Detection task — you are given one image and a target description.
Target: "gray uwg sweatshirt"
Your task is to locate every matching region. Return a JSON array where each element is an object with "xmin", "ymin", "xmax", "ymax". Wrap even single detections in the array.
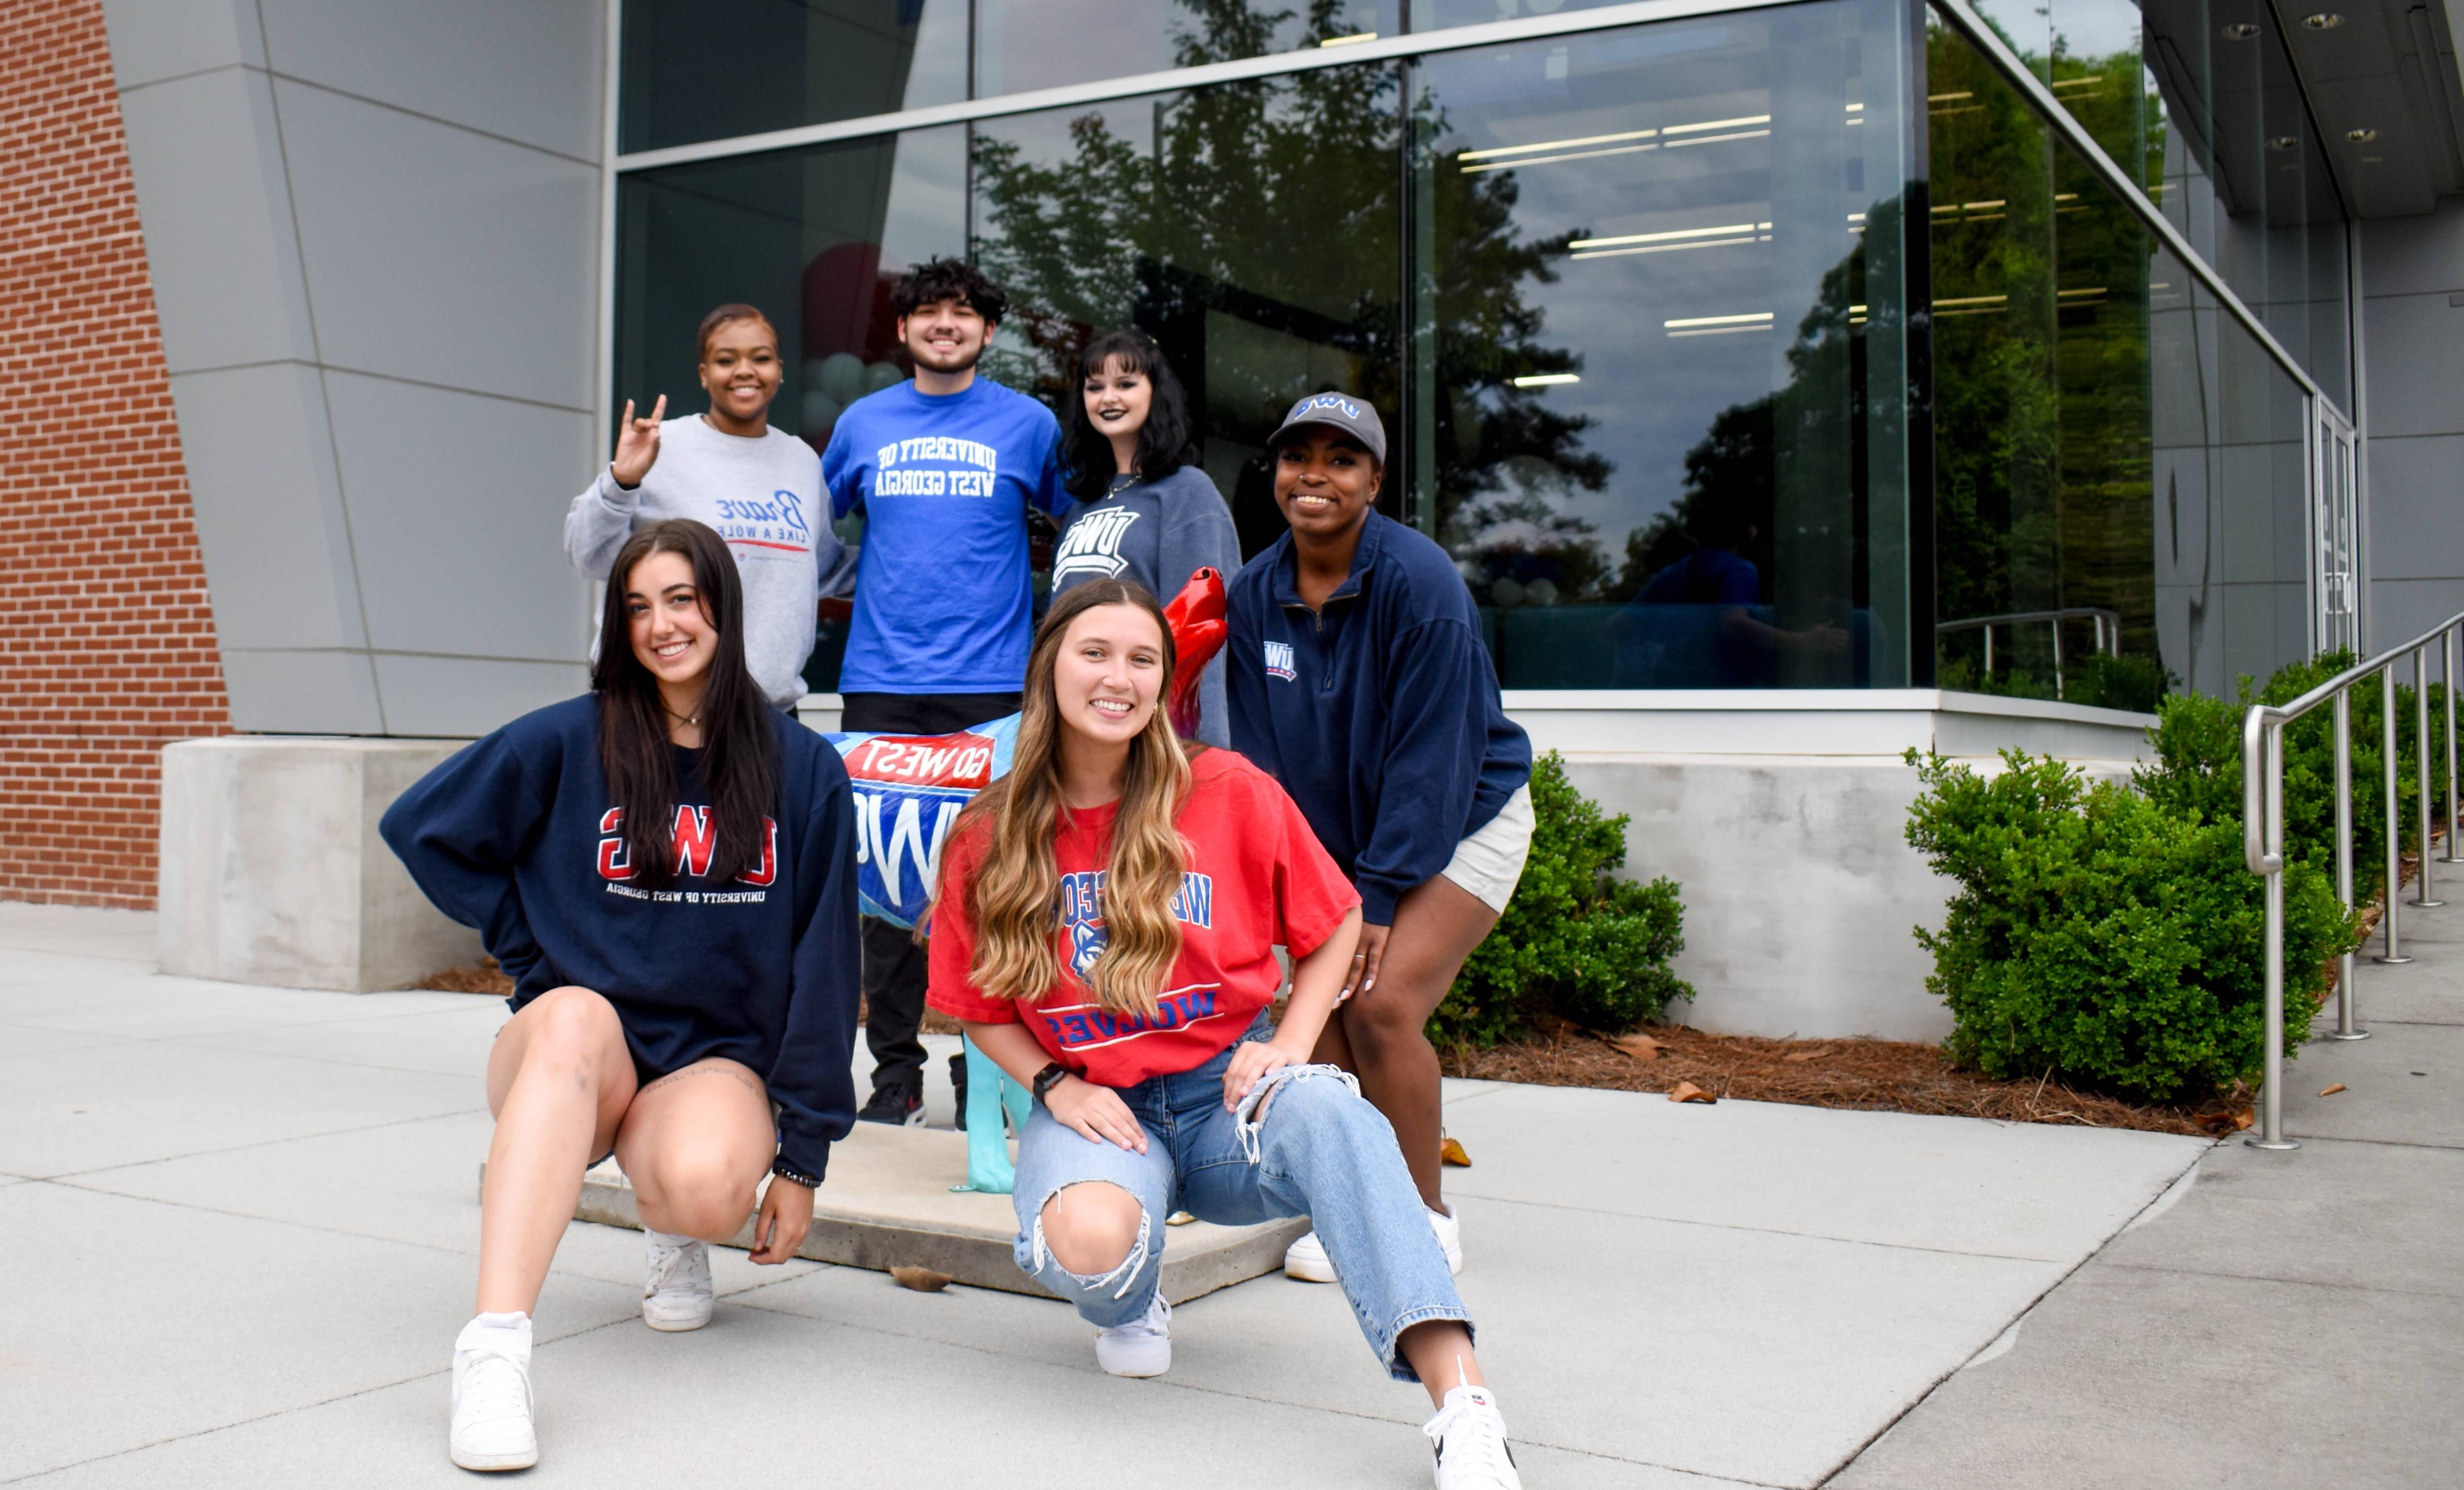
[
  {"xmin": 1051, "ymin": 464, "xmax": 1243, "ymax": 747},
  {"xmin": 564, "ymin": 416, "xmax": 844, "ymax": 707}
]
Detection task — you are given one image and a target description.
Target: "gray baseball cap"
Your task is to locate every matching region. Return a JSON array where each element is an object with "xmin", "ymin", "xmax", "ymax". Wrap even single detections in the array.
[{"xmin": 1266, "ymin": 390, "xmax": 1387, "ymax": 465}]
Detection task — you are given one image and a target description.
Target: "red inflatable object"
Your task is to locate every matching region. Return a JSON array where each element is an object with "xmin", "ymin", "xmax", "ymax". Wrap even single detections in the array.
[{"xmin": 1164, "ymin": 567, "xmax": 1228, "ymax": 739}]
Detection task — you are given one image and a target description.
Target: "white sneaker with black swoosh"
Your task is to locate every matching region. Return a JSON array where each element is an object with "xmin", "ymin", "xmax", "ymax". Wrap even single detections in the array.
[{"xmin": 1424, "ymin": 1385, "xmax": 1522, "ymax": 1490}]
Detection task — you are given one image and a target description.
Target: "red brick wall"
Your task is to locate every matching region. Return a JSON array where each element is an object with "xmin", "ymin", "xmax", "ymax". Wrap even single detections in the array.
[{"xmin": 0, "ymin": 0, "xmax": 229, "ymax": 908}]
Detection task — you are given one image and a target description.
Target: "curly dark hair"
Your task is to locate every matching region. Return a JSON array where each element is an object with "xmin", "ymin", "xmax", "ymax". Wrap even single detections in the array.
[
  {"xmin": 890, "ymin": 257, "xmax": 1009, "ymax": 324},
  {"xmin": 1062, "ymin": 329, "xmax": 1200, "ymax": 501}
]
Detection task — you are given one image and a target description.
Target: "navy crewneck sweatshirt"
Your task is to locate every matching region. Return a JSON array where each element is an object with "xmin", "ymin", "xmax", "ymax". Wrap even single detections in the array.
[
  {"xmin": 1226, "ymin": 513, "xmax": 1532, "ymax": 925},
  {"xmin": 379, "ymin": 695, "xmax": 860, "ymax": 1181}
]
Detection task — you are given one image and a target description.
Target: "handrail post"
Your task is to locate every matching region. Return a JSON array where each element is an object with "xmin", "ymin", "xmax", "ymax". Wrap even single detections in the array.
[
  {"xmin": 2051, "ymin": 616, "xmax": 2066, "ymax": 700},
  {"xmin": 2443, "ymin": 624, "xmax": 2460, "ymax": 865},
  {"xmin": 1983, "ymin": 624, "xmax": 1993, "ymax": 678},
  {"xmin": 2414, "ymin": 646, "xmax": 2442, "ymax": 907},
  {"xmin": 2249, "ymin": 718, "xmax": 2299, "ymax": 1150},
  {"xmin": 2378, "ymin": 664, "xmax": 2412, "ymax": 963},
  {"xmin": 2329, "ymin": 689, "xmax": 2367, "ymax": 1040}
]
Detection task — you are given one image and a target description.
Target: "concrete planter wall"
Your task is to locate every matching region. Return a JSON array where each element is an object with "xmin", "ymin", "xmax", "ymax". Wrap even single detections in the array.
[
  {"xmin": 158, "ymin": 737, "xmax": 480, "ymax": 992},
  {"xmin": 1506, "ymin": 691, "xmax": 2156, "ymax": 1042},
  {"xmin": 155, "ymin": 692, "xmax": 2150, "ymax": 1023}
]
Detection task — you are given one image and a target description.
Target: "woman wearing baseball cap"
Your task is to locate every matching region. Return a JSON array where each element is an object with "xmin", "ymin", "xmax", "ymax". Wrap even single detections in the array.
[{"xmin": 1223, "ymin": 392, "xmax": 1534, "ymax": 1284}]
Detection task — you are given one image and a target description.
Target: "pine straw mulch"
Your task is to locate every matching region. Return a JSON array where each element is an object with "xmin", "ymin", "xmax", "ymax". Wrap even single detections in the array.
[
  {"xmin": 1439, "ymin": 1015, "xmax": 2259, "ymax": 1138},
  {"xmin": 417, "ymin": 959, "xmax": 515, "ymax": 995}
]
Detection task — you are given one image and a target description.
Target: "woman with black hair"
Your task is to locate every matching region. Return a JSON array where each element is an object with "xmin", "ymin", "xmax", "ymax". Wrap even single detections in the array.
[
  {"xmin": 1050, "ymin": 329, "xmax": 1241, "ymax": 746},
  {"xmin": 381, "ymin": 519, "xmax": 859, "ymax": 1473}
]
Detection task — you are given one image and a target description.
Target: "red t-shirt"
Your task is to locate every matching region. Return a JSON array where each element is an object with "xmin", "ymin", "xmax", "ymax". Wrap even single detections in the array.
[{"xmin": 927, "ymin": 748, "xmax": 1359, "ymax": 1087}]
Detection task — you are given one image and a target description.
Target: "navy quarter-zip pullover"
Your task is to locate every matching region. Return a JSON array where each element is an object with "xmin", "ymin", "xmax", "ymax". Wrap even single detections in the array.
[
  {"xmin": 1226, "ymin": 512, "xmax": 1532, "ymax": 925},
  {"xmin": 379, "ymin": 696, "xmax": 861, "ymax": 1182}
]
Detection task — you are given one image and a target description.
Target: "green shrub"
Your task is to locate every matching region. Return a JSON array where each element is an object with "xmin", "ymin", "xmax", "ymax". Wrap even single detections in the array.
[
  {"xmin": 1905, "ymin": 749, "xmax": 2355, "ymax": 1103},
  {"xmin": 1430, "ymin": 752, "xmax": 1692, "ymax": 1048},
  {"xmin": 2135, "ymin": 650, "xmax": 2448, "ymax": 907}
]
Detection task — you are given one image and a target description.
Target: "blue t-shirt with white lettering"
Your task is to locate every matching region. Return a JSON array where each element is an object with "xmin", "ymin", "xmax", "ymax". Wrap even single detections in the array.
[{"xmin": 822, "ymin": 378, "xmax": 1068, "ymax": 694}]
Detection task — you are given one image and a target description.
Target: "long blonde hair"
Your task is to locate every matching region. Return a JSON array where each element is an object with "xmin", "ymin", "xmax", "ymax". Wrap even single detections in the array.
[{"xmin": 949, "ymin": 580, "xmax": 1194, "ymax": 1017}]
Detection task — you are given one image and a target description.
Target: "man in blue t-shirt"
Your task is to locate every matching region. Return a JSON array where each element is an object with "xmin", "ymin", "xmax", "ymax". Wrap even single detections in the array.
[{"xmin": 821, "ymin": 257, "xmax": 1067, "ymax": 1124}]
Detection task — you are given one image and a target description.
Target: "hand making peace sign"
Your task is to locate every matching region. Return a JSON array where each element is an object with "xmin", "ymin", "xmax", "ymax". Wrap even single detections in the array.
[{"xmin": 609, "ymin": 394, "xmax": 667, "ymax": 488}]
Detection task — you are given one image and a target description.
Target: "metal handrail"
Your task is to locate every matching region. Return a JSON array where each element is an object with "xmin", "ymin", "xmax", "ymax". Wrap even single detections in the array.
[
  {"xmin": 1936, "ymin": 607, "xmax": 2123, "ymax": 699},
  {"xmin": 2242, "ymin": 612, "xmax": 2464, "ymax": 1149}
]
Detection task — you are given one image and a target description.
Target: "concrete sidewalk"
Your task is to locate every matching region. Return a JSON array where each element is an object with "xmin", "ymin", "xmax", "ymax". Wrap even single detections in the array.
[
  {"xmin": 1831, "ymin": 895, "xmax": 2464, "ymax": 1489},
  {"xmin": 0, "ymin": 903, "xmax": 2215, "ymax": 1488}
]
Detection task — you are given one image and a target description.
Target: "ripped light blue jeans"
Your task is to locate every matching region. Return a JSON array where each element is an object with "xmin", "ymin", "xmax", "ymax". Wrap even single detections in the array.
[{"xmin": 1010, "ymin": 1020, "xmax": 1471, "ymax": 1382}]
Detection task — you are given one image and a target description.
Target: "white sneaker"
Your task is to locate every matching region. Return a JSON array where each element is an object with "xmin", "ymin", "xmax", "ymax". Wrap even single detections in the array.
[
  {"xmin": 1428, "ymin": 1203, "xmax": 1465, "ymax": 1276},
  {"xmin": 1283, "ymin": 1228, "xmax": 1337, "ymax": 1282},
  {"xmin": 1286, "ymin": 1205, "xmax": 1463, "ymax": 1284},
  {"xmin": 1094, "ymin": 1291, "xmax": 1171, "ymax": 1378},
  {"xmin": 642, "ymin": 1228, "xmax": 714, "ymax": 1332},
  {"xmin": 1424, "ymin": 1385, "xmax": 1522, "ymax": 1489},
  {"xmin": 449, "ymin": 1313, "xmax": 537, "ymax": 1472}
]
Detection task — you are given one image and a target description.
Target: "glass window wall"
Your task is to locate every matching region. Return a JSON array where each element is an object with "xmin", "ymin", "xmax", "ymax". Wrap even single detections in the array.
[
  {"xmin": 977, "ymin": 1, "xmax": 1401, "ymax": 96},
  {"xmin": 1414, "ymin": 2, "xmax": 1916, "ymax": 689},
  {"xmin": 619, "ymin": 1, "xmax": 970, "ymax": 153},
  {"xmin": 1927, "ymin": 10, "xmax": 2312, "ymax": 706},
  {"xmin": 613, "ymin": 0, "xmax": 2340, "ymax": 702},
  {"xmin": 1963, "ymin": 0, "xmax": 2350, "ymax": 407}
]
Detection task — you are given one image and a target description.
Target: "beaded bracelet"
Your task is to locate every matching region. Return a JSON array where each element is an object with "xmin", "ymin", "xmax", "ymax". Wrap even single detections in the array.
[{"xmin": 769, "ymin": 1159, "xmax": 823, "ymax": 1188}]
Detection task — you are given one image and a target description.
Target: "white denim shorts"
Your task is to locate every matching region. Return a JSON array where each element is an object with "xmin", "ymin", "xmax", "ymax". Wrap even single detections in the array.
[{"xmin": 1438, "ymin": 783, "xmax": 1534, "ymax": 913}]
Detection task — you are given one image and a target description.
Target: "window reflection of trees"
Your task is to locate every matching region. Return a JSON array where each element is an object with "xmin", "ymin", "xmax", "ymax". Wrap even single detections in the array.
[
  {"xmin": 969, "ymin": 0, "xmax": 1600, "ymax": 567},
  {"xmin": 1925, "ymin": 15, "xmax": 2166, "ymax": 710}
]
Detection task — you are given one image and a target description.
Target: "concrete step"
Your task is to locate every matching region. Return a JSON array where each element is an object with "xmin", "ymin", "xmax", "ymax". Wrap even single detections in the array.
[{"xmin": 541, "ymin": 1121, "xmax": 1309, "ymax": 1303}]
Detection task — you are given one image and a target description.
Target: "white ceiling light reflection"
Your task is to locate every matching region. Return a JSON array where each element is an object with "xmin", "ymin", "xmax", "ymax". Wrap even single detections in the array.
[
  {"xmin": 1664, "ymin": 311, "xmax": 1775, "ymax": 338},
  {"xmin": 1460, "ymin": 114, "xmax": 1772, "ymax": 172},
  {"xmin": 1509, "ymin": 373, "xmax": 1581, "ymax": 387},
  {"xmin": 1571, "ymin": 221, "xmax": 1772, "ymax": 260}
]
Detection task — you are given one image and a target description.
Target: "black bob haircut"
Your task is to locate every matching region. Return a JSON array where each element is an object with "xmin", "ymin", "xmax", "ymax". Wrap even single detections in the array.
[
  {"xmin": 890, "ymin": 257, "xmax": 1009, "ymax": 324},
  {"xmin": 1062, "ymin": 329, "xmax": 1200, "ymax": 502}
]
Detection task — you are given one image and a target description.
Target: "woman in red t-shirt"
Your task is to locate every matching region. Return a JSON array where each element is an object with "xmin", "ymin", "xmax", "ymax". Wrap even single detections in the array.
[{"xmin": 927, "ymin": 579, "xmax": 1524, "ymax": 1489}]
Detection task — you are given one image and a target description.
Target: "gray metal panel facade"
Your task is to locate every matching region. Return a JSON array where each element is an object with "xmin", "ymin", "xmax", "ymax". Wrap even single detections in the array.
[
  {"xmin": 2361, "ymin": 197, "xmax": 2464, "ymax": 646},
  {"xmin": 101, "ymin": 0, "xmax": 603, "ymax": 736}
]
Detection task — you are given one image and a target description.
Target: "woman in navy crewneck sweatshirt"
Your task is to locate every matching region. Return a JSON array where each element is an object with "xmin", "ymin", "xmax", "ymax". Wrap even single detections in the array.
[
  {"xmin": 380, "ymin": 519, "xmax": 858, "ymax": 1474},
  {"xmin": 1225, "ymin": 393, "xmax": 1534, "ymax": 1289}
]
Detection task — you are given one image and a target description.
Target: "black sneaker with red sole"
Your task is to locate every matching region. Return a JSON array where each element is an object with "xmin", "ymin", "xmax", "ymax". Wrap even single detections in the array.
[{"xmin": 856, "ymin": 1080, "xmax": 924, "ymax": 1126}]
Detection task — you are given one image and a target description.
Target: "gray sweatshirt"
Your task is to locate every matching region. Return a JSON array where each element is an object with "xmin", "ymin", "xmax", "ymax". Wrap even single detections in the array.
[
  {"xmin": 1051, "ymin": 464, "xmax": 1244, "ymax": 747},
  {"xmin": 564, "ymin": 416, "xmax": 845, "ymax": 707}
]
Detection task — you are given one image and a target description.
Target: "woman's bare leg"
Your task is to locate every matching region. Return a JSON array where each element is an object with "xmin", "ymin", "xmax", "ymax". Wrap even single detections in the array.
[
  {"xmin": 614, "ymin": 1058, "xmax": 775, "ymax": 1242},
  {"xmin": 477, "ymin": 986, "xmax": 637, "ymax": 1315},
  {"xmin": 1311, "ymin": 875, "xmax": 1500, "ymax": 1211},
  {"xmin": 1399, "ymin": 1320, "xmax": 1487, "ymax": 1407}
]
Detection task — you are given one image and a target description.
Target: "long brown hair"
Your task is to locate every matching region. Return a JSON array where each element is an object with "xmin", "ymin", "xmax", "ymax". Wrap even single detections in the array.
[
  {"xmin": 592, "ymin": 520, "xmax": 778, "ymax": 886},
  {"xmin": 952, "ymin": 579, "xmax": 1194, "ymax": 1016}
]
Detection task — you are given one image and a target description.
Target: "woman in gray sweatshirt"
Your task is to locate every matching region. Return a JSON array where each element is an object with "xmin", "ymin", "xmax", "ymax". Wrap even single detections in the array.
[
  {"xmin": 1050, "ymin": 329, "xmax": 1243, "ymax": 745},
  {"xmin": 564, "ymin": 304, "xmax": 847, "ymax": 709}
]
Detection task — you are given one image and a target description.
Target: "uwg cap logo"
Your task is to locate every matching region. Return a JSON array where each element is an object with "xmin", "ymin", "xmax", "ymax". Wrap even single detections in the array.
[
  {"xmin": 1290, "ymin": 393, "xmax": 1360, "ymax": 420},
  {"xmin": 596, "ymin": 806, "xmax": 778, "ymax": 886},
  {"xmin": 1264, "ymin": 640, "xmax": 1297, "ymax": 682}
]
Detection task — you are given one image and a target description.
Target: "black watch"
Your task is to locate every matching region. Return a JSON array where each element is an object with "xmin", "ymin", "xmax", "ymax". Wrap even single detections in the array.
[{"xmin": 1031, "ymin": 1061, "xmax": 1071, "ymax": 1105}]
